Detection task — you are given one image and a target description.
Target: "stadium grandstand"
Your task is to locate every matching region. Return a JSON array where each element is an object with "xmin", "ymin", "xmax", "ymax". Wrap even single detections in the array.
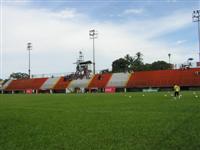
[
  {"xmin": 1, "ymin": 49, "xmax": 200, "ymax": 94},
  {"xmin": 1, "ymin": 67, "xmax": 200, "ymax": 94}
]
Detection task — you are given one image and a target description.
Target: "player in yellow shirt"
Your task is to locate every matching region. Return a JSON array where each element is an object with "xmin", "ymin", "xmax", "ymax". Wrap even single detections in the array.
[{"xmin": 174, "ymin": 85, "xmax": 180, "ymax": 99}]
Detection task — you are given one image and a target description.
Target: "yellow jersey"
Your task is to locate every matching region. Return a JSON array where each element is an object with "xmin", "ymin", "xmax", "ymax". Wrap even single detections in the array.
[{"xmin": 174, "ymin": 85, "xmax": 180, "ymax": 92}]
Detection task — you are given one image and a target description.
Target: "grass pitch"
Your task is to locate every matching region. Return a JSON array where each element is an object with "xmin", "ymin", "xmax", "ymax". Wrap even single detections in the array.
[{"xmin": 0, "ymin": 92, "xmax": 200, "ymax": 150}]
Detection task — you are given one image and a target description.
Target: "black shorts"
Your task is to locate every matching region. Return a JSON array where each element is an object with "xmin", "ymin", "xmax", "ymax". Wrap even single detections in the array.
[{"xmin": 174, "ymin": 91, "xmax": 179, "ymax": 97}]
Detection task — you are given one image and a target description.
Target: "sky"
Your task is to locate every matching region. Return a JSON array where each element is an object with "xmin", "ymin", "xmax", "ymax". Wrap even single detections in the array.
[{"xmin": 0, "ymin": 0, "xmax": 200, "ymax": 79}]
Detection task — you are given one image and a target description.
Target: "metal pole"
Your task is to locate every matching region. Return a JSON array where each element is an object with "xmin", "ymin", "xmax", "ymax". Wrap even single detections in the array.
[
  {"xmin": 89, "ymin": 29, "xmax": 97, "ymax": 75},
  {"xmin": 27, "ymin": 42, "xmax": 32, "ymax": 78},
  {"xmin": 93, "ymin": 37, "xmax": 95, "ymax": 75},
  {"xmin": 198, "ymin": 20, "xmax": 200, "ymax": 62},
  {"xmin": 193, "ymin": 10, "xmax": 200, "ymax": 63},
  {"xmin": 29, "ymin": 49, "xmax": 30, "ymax": 78},
  {"xmin": 168, "ymin": 53, "xmax": 171, "ymax": 64}
]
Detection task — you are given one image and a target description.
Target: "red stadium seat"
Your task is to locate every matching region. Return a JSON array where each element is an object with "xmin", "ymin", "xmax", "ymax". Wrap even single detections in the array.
[
  {"xmin": 126, "ymin": 68, "xmax": 200, "ymax": 88},
  {"xmin": 5, "ymin": 78, "xmax": 48, "ymax": 91},
  {"xmin": 53, "ymin": 77, "xmax": 72, "ymax": 90},
  {"xmin": 88, "ymin": 73, "xmax": 112, "ymax": 88}
]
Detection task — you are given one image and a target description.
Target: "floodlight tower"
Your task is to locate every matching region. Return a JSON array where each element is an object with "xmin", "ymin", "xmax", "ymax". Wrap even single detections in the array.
[
  {"xmin": 89, "ymin": 29, "xmax": 98, "ymax": 75},
  {"xmin": 27, "ymin": 42, "xmax": 32, "ymax": 78},
  {"xmin": 192, "ymin": 10, "xmax": 200, "ymax": 62},
  {"xmin": 187, "ymin": 58, "xmax": 194, "ymax": 67}
]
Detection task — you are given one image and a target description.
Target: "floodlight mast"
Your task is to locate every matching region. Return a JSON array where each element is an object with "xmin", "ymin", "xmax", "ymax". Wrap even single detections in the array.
[
  {"xmin": 192, "ymin": 10, "xmax": 200, "ymax": 62},
  {"xmin": 89, "ymin": 29, "xmax": 98, "ymax": 75},
  {"xmin": 27, "ymin": 42, "xmax": 32, "ymax": 78}
]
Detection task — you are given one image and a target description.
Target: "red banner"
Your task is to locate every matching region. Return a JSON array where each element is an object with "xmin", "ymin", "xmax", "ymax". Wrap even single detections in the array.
[
  {"xmin": 105, "ymin": 87, "xmax": 116, "ymax": 93},
  {"xmin": 26, "ymin": 89, "xmax": 33, "ymax": 94}
]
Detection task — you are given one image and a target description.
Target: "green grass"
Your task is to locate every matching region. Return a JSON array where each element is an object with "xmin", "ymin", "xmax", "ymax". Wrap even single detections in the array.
[{"xmin": 0, "ymin": 92, "xmax": 200, "ymax": 150}]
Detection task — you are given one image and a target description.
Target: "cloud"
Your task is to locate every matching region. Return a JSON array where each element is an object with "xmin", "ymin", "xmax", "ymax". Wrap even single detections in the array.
[
  {"xmin": 167, "ymin": 0, "xmax": 177, "ymax": 2},
  {"xmin": 122, "ymin": 10, "xmax": 192, "ymax": 39},
  {"xmin": 175, "ymin": 40, "xmax": 187, "ymax": 45},
  {"xmin": 2, "ymin": 0, "xmax": 31, "ymax": 6},
  {"xmin": 49, "ymin": 9, "xmax": 82, "ymax": 19},
  {"xmin": 122, "ymin": 8, "xmax": 144, "ymax": 15},
  {"xmin": 1, "ymin": 6, "xmax": 195, "ymax": 78}
]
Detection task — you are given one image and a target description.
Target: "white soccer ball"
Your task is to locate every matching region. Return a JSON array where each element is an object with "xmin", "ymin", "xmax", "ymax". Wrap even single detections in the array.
[
  {"xmin": 142, "ymin": 94, "xmax": 145, "ymax": 96},
  {"xmin": 129, "ymin": 96, "xmax": 132, "ymax": 98},
  {"xmin": 195, "ymin": 95, "xmax": 198, "ymax": 98},
  {"xmin": 164, "ymin": 94, "xmax": 167, "ymax": 97}
]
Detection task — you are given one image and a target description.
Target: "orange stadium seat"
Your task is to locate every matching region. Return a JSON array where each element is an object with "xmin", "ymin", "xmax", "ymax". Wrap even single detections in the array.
[
  {"xmin": 126, "ymin": 68, "xmax": 200, "ymax": 88},
  {"xmin": 53, "ymin": 77, "xmax": 72, "ymax": 90},
  {"xmin": 88, "ymin": 73, "xmax": 112, "ymax": 88},
  {"xmin": 5, "ymin": 78, "xmax": 48, "ymax": 91}
]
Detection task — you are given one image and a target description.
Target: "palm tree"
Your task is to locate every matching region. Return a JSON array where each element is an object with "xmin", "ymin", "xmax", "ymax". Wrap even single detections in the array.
[{"xmin": 135, "ymin": 52, "xmax": 143, "ymax": 61}]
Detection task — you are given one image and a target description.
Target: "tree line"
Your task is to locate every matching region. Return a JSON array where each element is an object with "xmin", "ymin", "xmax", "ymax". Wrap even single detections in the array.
[{"xmin": 112, "ymin": 52, "xmax": 172, "ymax": 73}]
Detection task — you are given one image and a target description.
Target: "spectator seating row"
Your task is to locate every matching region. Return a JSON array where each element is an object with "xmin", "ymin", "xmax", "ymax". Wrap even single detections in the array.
[
  {"xmin": 126, "ymin": 68, "xmax": 200, "ymax": 88},
  {"xmin": 53, "ymin": 77, "xmax": 71, "ymax": 90},
  {"xmin": 40, "ymin": 77, "xmax": 60, "ymax": 90},
  {"xmin": 88, "ymin": 73, "xmax": 112, "ymax": 88},
  {"xmin": 3, "ymin": 68, "xmax": 200, "ymax": 92},
  {"xmin": 107, "ymin": 73, "xmax": 130, "ymax": 88},
  {"xmin": 5, "ymin": 78, "xmax": 48, "ymax": 91}
]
